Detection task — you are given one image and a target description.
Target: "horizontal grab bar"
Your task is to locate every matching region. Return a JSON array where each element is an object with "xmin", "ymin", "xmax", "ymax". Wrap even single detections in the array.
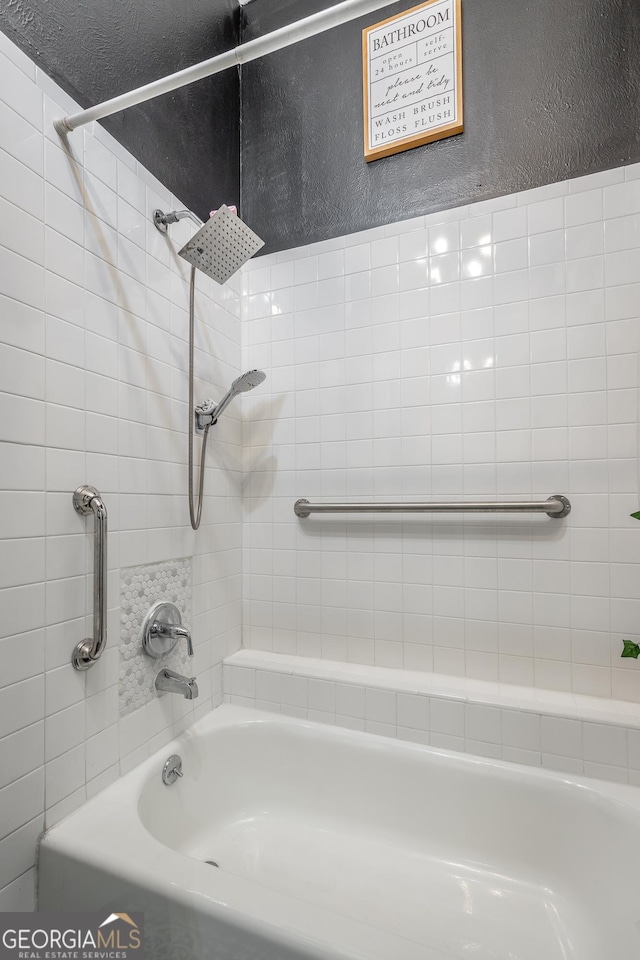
[{"xmin": 294, "ymin": 496, "xmax": 571, "ymax": 520}]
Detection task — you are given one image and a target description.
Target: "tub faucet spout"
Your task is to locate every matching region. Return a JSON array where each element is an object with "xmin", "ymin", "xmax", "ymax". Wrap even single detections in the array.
[{"xmin": 155, "ymin": 668, "xmax": 199, "ymax": 700}]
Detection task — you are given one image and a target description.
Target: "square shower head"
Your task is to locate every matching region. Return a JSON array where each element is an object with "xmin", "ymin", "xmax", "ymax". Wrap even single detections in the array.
[{"xmin": 178, "ymin": 204, "xmax": 265, "ymax": 285}]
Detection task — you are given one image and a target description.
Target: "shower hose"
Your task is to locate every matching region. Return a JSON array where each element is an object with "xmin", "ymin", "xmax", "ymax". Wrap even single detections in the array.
[{"xmin": 188, "ymin": 265, "xmax": 210, "ymax": 530}]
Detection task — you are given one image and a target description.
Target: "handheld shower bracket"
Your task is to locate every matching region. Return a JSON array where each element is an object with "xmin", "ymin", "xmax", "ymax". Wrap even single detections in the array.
[
  {"xmin": 194, "ymin": 398, "xmax": 217, "ymax": 434},
  {"xmin": 194, "ymin": 371, "xmax": 266, "ymax": 435}
]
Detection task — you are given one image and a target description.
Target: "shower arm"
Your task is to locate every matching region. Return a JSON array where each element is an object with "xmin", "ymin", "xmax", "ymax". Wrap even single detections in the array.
[
  {"xmin": 153, "ymin": 209, "xmax": 203, "ymax": 234},
  {"xmin": 53, "ymin": 0, "xmax": 395, "ymax": 135}
]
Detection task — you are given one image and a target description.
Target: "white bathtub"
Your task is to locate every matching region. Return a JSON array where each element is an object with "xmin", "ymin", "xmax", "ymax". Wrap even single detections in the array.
[{"xmin": 39, "ymin": 704, "xmax": 640, "ymax": 960}]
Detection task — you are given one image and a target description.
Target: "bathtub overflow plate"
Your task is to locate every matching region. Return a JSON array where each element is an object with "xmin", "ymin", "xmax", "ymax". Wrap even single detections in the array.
[{"xmin": 162, "ymin": 754, "xmax": 183, "ymax": 785}]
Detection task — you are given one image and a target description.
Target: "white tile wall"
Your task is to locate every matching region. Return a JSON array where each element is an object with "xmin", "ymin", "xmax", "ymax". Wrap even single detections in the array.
[
  {"xmin": 3, "ymin": 21, "xmax": 640, "ymax": 915},
  {"xmin": 0, "ymin": 33, "xmax": 243, "ymax": 907},
  {"xmin": 224, "ymin": 650, "xmax": 640, "ymax": 786},
  {"xmin": 241, "ymin": 163, "xmax": 640, "ymax": 706}
]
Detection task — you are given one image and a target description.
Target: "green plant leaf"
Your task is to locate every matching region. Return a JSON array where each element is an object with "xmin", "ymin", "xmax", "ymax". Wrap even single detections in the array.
[
  {"xmin": 630, "ymin": 511, "xmax": 640, "ymax": 521},
  {"xmin": 621, "ymin": 640, "xmax": 640, "ymax": 659}
]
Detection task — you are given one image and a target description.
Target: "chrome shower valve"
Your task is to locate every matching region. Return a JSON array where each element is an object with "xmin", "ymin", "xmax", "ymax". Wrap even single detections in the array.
[{"xmin": 141, "ymin": 601, "xmax": 193, "ymax": 658}]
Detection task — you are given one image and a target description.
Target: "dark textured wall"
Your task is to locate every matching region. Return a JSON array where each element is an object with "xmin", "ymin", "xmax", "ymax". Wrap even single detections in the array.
[
  {"xmin": 2, "ymin": 0, "xmax": 639, "ymax": 247},
  {"xmin": 241, "ymin": 0, "xmax": 640, "ymax": 253},
  {"xmin": 0, "ymin": 0, "xmax": 240, "ymax": 220}
]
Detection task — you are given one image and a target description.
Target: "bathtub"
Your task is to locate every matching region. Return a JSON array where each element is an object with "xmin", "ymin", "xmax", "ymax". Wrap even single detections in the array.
[{"xmin": 39, "ymin": 704, "xmax": 640, "ymax": 960}]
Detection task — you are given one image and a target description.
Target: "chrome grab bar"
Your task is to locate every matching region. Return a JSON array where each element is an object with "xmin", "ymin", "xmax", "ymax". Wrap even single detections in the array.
[
  {"xmin": 294, "ymin": 496, "xmax": 571, "ymax": 520},
  {"xmin": 72, "ymin": 485, "xmax": 108, "ymax": 670}
]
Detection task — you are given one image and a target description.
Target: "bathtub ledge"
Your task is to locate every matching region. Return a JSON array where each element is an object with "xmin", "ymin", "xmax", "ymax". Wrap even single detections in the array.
[{"xmin": 223, "ymin": 650, "xmax": 640, "ymax": 786}]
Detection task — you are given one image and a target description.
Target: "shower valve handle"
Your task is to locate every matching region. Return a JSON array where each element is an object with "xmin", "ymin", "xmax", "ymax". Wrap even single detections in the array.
[
  {"xmin": 142, "ymin": 602, "xmax": 193, "ymax": 658},
  {"xmin": 155, "ymin": 621, "xmax": 194, "ymax": 657}
]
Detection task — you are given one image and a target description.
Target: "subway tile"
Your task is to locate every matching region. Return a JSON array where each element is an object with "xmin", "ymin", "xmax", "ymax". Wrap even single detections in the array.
[
  {"xmin": 45, "ymin": 743, "xmax": 86, "ymax": 808},
  {"xmin": 45, "ymin": 664, "xmax": 85, "ymax": 716},
  {"xmin": 0, "ymin": 630, "xmax": 44, "ymax": 691},
  {"xmin": 44, "ymin": 140, "xmax": 84, "ymax": 205},
  {"xmin": 0, "ymin": 54, "xmax": 42, "ymax": 129},
  {"xmin": 0, "ymin": 343, "xmax": 45, "ymax": 399},
  {"xmin": 0, "ymin": 33, "xmax": 250, "ymax": 897},
  {"xmin": 493, "ymin": 207, "xmax": 527, "ymax": 242},
  {"xmin": 0, "ymin": 869, "xmax": 36, "ymax": 911},
  {"xmin": 335, "ymin": 683, "xmax": 365, "ymax": 718},
  {"xmin": 307, "ymin": 679, "xmax": 336, "ymax": 713},
  {"xmin": 3, "ymin": 31, "xmax": 640, "ymax": 903},
  {"xmin": 0, "ymin": 722, "xmax": 44, "ymax": 790},
  {"xmin": 565, "ymin": 222, "xmax": 603, "ymax": 260},
  {"xmin": 430, "ymin": 698, "xmax": 465, "ymax": 737},
  {"xmin": 396, "ymin": 693, "xmax": 429, "ymax": 730},
  {"xmin": 84, "ymin": 133, "xmax": 117, "ymax": 192},
  {"xmin": 0, "ymin": 33, "xmax": 36, "ymax": 79},
  {"xmin": 45, "ymin": 183, "xmax": 84, "ymax": 246},
  {"xmin": 603, "ymin": 180, "xmax": 640, "ymax": 219},
  {"xmin": 44, "ymin": 786, "xmax": 86, "ymax": 829},
  {"xmin": 0, "ymin": 767, "xmax": 44, "ymax": 841},
  {"xmin": 465, "ymin": 703, "xmax": 501, "ymax": 743},
  {"xmin": 583, "ymin": 761, "xmax": 628, "ymax": 785},
  {"xmin": 235, "ymin": 140, "xmax": 639, "ymax": 762},
  {"xmin": 86, "ymin": 723, "xmax": 119, "ymax": 781},
  {"xmin": 0, "ymin": 196, "xmax": 45, "ymax": 266},
  {"xmin": 529, "ymin": 230, "xmax": 564, "ymax": 267},
  {"xmin": 501, "ymin": 710, "xmax": 540, "ymax": 751},
  {"xmin": 365, "ymin": 687, "xmax": 396, "ymax": 724},
  {"xmin": 0, "ymin": 246, "xmax": 45, "ymax": 309},
  {"xmin": 46, "ymin": 702, "xmax": 85, "ymax": 762},
  {"xmin": 0, "ymin": 584, "xmax": 45, "ymax": 641},
  {"xmin": 583, "ymin": 722, "xmax": 627, "ymax": 766},
  {"xmin": 0, "ymin": 146, "xmax": 44, "ymax": 219},
  {"xmin": 527, "ymin": 198, "xmax": 564, "ymax": 234},
  {"xmin": 0, "ymin": 816, "xmax": 43, "ymax": 892},
  {"xmin": 461, "ymin": 216, "xmax": 492, "ymax": 249},
  {"xmin": 565, "ymin": 189, "xmax": 602, "ymax": 227}
]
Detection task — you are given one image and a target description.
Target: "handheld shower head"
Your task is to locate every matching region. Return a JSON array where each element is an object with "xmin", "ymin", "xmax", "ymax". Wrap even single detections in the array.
[
  {"xmin": 195, "ymin": 370, "xmax": 267, "ymax": 431},
  {"xmin": 231, "ymin": 370, "xmax": 267, "ymax": 393},
  {"xmin": 171, "ymin": 201, "xmax": 264, "ymax": 531}
]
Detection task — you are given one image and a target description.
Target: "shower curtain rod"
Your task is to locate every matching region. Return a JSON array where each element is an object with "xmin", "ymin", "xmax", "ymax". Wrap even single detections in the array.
[{"xmin": 53, "ymin": 0, "xmax": 394, "ymax": 135}]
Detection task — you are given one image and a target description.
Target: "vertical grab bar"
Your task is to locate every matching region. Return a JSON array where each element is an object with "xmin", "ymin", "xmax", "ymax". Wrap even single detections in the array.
[{"xmin": 72, "ymin": 485, "xmax": 108, "ymax": 671}]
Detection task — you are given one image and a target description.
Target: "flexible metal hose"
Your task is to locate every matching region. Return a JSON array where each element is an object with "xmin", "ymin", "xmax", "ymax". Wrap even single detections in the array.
[{"xmin": 188, "ymin": 265, "xmax": 210, "ymax": 530}]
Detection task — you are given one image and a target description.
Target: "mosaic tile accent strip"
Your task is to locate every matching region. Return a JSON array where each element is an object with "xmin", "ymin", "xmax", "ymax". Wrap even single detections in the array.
[{"xmin": 120, "ymin": 559, "xmax": 193, "ymax": 716}]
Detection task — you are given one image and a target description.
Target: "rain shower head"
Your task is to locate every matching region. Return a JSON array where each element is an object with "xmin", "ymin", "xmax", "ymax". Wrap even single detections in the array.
[
  {"xmin": 195, "ymin": 369, "xmax": 267, "ymax": 431},
  {"xmin": 178, "ymin": 205, "xmax": 264, "ymax": 284}
]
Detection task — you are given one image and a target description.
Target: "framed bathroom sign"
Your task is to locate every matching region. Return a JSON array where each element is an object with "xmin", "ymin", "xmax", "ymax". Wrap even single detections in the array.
[{"xmin": 362, "ymin": 0, "xmax": 463, "ymax": 162}]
